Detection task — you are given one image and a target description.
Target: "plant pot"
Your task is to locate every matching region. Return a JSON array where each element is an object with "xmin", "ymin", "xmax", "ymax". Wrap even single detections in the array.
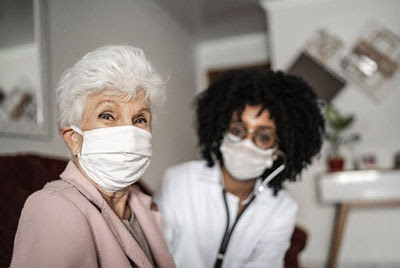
[{"xmin": 327, "ymin": 156, "xmax": 345, "ymax": 172}]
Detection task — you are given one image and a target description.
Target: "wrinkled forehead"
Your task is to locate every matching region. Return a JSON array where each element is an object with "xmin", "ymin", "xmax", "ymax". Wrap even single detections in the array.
[
  {"xmin": 89, "ymin": 87, "xmax": 147, "ymax": 101},
  {"xmin": 83, "ymin": 88, "xmax": 150, "ymax": 115}
]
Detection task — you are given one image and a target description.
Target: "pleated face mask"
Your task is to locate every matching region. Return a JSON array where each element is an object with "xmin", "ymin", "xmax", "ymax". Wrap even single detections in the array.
[
  {"xmin": 71, "ymin": 125, "xmax": 152, "ymax": 192},
  {"xmin": 220, "ymin": 133, "xmax": 276, "ymax": 180}
]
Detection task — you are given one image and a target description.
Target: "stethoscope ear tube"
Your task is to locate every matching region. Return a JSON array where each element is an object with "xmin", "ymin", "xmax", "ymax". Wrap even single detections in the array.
[{"xmin": 253, "ymin": 151, "xmax": 287, "ymax": 197}]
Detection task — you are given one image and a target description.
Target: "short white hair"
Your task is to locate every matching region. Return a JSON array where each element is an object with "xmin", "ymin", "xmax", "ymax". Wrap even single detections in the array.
[{"xmin": 56, "ymin": 45, "xmax": 166, "ymax": 129}]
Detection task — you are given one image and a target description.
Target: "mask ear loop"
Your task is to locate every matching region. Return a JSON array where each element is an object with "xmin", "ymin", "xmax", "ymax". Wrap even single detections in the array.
[
  {"xmin": 71, "ymin": 125, "xmax": 84, "ymax": 136},
  {"xmin": 252, "ymin": 150, "xmax": 287, "ymax": 197},
  {"xmin": 70, "ymin": 125, "xmax": 84, "ymax": 157}
]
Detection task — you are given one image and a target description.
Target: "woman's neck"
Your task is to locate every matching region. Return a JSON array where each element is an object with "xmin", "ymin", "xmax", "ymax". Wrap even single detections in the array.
[
  {"xmin": 222, "ymin": 166, "xmax": 256, "ymax": 203},
  {"xmin": 99, "ymin": 188, "xmax": 131, "ymax": 220},
  {"xmin": 73, "ymin": 158, "xmax": 131, "ymax": 220}
]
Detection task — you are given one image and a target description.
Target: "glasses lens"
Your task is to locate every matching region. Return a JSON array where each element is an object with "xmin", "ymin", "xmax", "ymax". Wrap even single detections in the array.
[
  {"xmin": 228, "ymin": 123, "xmax": 277, "ymax": 149},
  {"xmin": 228, "ymin": 124, "xmax": 246, "ymax": 139},
  {"xmin": 254, "ymin": 129, "xmax": 277, "ymax": 149}
]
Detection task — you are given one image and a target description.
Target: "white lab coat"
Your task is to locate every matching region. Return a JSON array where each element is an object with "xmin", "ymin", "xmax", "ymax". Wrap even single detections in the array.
[{"xmin": 155, "ymin": 160, "xmax": 298, "ymax": 268}]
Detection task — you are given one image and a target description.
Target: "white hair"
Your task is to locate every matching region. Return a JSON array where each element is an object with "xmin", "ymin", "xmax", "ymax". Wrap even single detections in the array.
[{"xmin": 56, "ymin": 45, "xmax": 166, "ymax": 128}]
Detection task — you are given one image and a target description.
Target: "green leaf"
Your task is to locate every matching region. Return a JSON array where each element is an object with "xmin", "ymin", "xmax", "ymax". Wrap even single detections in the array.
[
  {"xmin": 333, "ymin": 116, "xmax": 353, "ymax": 130},
  {"xmin": 324, "ymin": 104, "xmax": 354, "ymax": 131}
]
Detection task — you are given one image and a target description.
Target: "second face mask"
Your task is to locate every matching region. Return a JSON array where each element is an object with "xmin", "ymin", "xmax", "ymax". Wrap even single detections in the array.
[{"xmin": 220, "ymin": 133, "xmax": 275, "ymax": 181}]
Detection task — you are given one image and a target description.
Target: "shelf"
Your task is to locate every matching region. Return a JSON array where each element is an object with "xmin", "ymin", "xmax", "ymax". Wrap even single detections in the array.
[{"xmin": 318, "ymin": 169, "xmax": 400, "ymax": 203}]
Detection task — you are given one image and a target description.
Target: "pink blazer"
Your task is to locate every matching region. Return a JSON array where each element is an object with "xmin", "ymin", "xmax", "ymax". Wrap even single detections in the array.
[{"xmin": 11, "ymin": 161, "xmax": 175, "ymax": 268}]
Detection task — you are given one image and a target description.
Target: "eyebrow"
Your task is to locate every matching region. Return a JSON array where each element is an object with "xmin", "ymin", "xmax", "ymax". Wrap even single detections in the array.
[
  {"xmin": 256, "ymin": 126, "xmax": 275, "ymax": 131},
  {"xmin": 95, "ymin": 99, "xmax": 118, "ymax": 110},
  {"xmin": 95, "ymin": 99, "xmax": 151, "ymax": 115},
  {"xmin": 231, "ymin": 121, "xmax": 275, "ymax": 130},
  {"xmin": 136, "ymin": 107, "xmax": 151, "ymax": 113}
]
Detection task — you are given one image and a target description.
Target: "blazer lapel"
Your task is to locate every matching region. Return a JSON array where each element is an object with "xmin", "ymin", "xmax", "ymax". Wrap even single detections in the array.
[
  {"xmin": 129, "ymin": 188, "xmax": 176, "ymax": 268},
  {"xmin": 60, "ymin": 161, "xmax": 153, "ymax": 267},
  {"xmin": 102, "ymin": 206, "xmax": 153, "ymax": 267}
]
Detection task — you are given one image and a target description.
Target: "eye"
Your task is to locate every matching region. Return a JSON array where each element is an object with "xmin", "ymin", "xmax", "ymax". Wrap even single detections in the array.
[
  {"xmin": 133, "ymin": 117, "xmax": 148, "ymax": 124},
  {"xmin": 132, "ymin": 111, "xmax": 151, "ymax": 128},
  {"xmin": 258, "ymin": 133, "xmax": 272, "ymax": 142},
  {"xmin": 255, "ymin": 129, "xmax": 277, "ymax": 149},
  {"xmin": 99, "ymin": 113, "xmax": 114, "ymax": 121},
  {"xmin": 229, "ymin": 124, "xmax": 246, "ymax": 138}
]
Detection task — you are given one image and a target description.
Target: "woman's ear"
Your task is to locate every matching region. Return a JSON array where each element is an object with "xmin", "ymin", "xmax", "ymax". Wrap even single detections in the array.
[{"xmin": 61, "ymin": 127, "xmax": 82, "ymax": 156}]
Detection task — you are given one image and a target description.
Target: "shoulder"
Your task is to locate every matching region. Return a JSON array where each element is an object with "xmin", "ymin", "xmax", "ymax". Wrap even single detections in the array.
[
  {"xmin": 16, "ymin": 180, "xmax": 96, "ymax": 243},
  {"xmin": 259, "ymin": 187, "xmax": 298, "ymax": 214},
  {"xmin": 23, "ymin": 180, "xmax": 91, "ymax": 222},
  {"xmin": 12, "ymin": 181, "xmax": 97, "ymax": 267},
  {"xmin": 165, "ymin": 160, "xmax": 209, "ymax": 174},
  {"xmin": 156, "ymin": 160, "xmax": 212, "ymax": 203},
  {"xmin": 276, "ymin": 189, "xmax": 298, "ymax": 213},
  {"xmin": 42, "ymin": 178, "xmax": 74, "ymax": 193},
  {"xmin": 15, "ymin": 181, "xmax": 95, "ymax": 249},
  {"xmin": 260, "ymin": 188, "xmax": 298, "ymax": 224},
  {"xmin": 163, "ymin": 160, "xmax": 210, "ymax": 183}
]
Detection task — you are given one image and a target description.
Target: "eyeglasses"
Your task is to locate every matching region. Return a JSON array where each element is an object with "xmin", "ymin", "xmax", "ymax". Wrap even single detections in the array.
[{"xmin": 227, "ymin": 122, "xmax": 278, "ymax": 149}]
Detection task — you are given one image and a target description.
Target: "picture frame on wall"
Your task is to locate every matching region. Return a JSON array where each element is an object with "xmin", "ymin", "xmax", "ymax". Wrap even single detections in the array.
[
  {"xmin": 0, "ymin": 0, "xmax": 51, "ymax": 139},
  {"xmin": 340, "ymin": 21, "xmax": 400, "ymax": 101},
  {"xmin": 286, "ymin": 28, "xmax": 347, "ymax": 102}
]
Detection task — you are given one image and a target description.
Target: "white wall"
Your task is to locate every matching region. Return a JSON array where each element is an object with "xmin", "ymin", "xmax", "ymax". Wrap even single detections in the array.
[
  {"xmin": 195, "ymin": 32, "xmax": 269, "ymax": 93},
  {"xmin": 262, "ymin": 0, "xmax": 400, "ymax": 266},
  {"xmin": 0, "ymin": 0, "xmax": 198, "ymax": 191}
]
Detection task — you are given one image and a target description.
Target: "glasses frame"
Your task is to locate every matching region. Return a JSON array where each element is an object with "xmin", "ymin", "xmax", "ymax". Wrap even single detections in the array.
[{"xmin": 227, "ymin": 122, "xmax": 278, "ymax": 150}]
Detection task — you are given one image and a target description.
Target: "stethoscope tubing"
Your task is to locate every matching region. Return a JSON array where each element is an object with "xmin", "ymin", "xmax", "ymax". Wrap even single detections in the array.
[
  {"xmin": 214, "ymin": 189, "xmax": 255, "ymax": 268},
  {"xmin": 213, "ymin": 153, "xmax": 287, "ymax": 268}
]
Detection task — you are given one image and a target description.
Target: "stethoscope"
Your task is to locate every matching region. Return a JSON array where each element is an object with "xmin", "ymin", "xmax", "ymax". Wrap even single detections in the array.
[{"xmin": 214, "ymin": 152, "xmax": 287, "ymax": 268}]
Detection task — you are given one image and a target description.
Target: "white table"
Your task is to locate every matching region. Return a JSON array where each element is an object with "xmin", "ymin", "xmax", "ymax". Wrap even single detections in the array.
[{"xmin": 317, "ymin": 169, "xmax": 400, "ymax": 268}]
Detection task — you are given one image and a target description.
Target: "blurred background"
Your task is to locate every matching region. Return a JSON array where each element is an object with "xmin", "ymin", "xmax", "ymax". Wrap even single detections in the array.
[{"xmin": 1, "ymin": 0, "xmax": 399, "ymax": 267}]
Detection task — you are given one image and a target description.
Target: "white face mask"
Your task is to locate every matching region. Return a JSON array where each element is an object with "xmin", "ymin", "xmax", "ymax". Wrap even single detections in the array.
[
  {"xmin": 71, "ymin": 125, "xmax": 152, "ymax": 192},
  {"xmin": 220, "ymin": 133, "xmax": 276, "ymax": 181}
]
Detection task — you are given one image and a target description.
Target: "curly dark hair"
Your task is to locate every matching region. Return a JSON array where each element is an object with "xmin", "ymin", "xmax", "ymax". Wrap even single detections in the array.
[{"xmin": 195, "ymin": 69, "xmax": 325, "ymax": 193}]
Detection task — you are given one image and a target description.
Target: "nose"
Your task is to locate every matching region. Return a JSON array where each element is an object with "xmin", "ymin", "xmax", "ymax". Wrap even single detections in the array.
[
  {"xmin": 245, "ymin": 128, "xmax": 256, "ymax": 141},
  {"xmin": 120, "ymin": 115, "xmax": 134, "ymax": 126}
]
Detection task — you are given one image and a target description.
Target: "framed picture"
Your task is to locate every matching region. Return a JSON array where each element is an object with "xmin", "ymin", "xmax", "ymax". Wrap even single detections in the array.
[
  {"xmin": 288, "ymin": 52, "xmax": 346, "ymax": 102},
  {"xmin": 0, "ymin": 0, "xmax": 51, "ymax": 138},
  {"xmin": 287, "ymin": 28, "xmax": 347, "ymax": 102},
  {"xmin": 340, "ymin": 21, "xmax": 400, "ymax": 101}
]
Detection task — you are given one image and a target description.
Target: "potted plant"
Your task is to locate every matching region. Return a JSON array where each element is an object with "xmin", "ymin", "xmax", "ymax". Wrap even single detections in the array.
[{"xmin": 324, "ymin": 104, "xmax": 360, "ymax": 172}]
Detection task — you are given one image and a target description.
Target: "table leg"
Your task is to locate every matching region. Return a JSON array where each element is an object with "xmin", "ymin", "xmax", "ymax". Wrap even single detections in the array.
[{"xmin": 327, "ymin": 203, "xmax": 350, "ymax": 268}]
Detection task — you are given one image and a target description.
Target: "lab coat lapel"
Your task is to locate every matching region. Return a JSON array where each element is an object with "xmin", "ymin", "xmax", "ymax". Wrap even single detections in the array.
[{"xmin": 129, "ymin": 188, "xmax": 176, "ymax": 268}]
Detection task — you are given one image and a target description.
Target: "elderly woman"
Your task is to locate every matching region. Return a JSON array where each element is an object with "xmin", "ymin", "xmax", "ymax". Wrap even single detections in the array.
[
  {"xmin": 155, "ymin": 69, "xmax": 325, "ymax": 268},
  {"xmin": 11, "ymin": 46, "xmax": 175, "ymax": 268}
]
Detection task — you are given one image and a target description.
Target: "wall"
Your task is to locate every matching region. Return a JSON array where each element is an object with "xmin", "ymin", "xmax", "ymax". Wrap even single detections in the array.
[
  {"xmin": 0, "ymin": 0, "xmax": 198, "ymax": 191},
  {"xmin": 262, "ymin": 0, "xmax": 400, "ymax": 266},
  {"xmin": 195, "ymin": 32, "xmax": 269, "ymax": 93}
]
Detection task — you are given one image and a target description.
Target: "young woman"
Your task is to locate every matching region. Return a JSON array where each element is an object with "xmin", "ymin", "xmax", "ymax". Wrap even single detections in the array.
[{"xmin": 156, "ymin": 69, "xmax": 325, "ymax": 268}]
